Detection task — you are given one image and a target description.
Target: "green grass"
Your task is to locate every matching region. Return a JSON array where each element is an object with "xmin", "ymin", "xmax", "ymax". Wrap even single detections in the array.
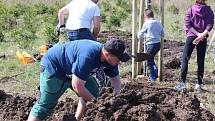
[{"xmin": 0, "ymin": 41, "xmax": 40, "ymax": 95}]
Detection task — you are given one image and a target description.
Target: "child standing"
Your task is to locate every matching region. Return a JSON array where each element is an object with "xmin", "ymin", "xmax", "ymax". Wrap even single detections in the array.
[{"xmin": 137, "ymin": 9, "xmax": 165, "ymax": 81}]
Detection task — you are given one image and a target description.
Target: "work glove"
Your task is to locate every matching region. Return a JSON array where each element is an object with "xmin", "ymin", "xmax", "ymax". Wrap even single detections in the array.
[{"xmin": 56, "ymin": 24, "xmax": 66, "ymax": 35}]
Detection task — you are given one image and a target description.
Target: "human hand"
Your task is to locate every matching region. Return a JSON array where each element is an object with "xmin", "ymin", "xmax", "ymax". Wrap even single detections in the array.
[
  {"xmin": 56, "ymin": 24, "xmax": 65, "ymax": 34},
  {"xmin": 192, "ymin": 36, "xmax": 203, "ymax": 45},
  {"xmin": 193, "ymin": 32, "xmax": 207, "ymax": 45},
  {"xmin": 197, "ymin": 32, "xmax": 202, "ymax": 37}
]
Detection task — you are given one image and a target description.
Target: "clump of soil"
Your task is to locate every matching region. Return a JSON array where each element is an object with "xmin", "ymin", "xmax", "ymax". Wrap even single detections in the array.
[
  {"xmin": 165, "ymin": 57, "xmax": 181, "ymax": 69},
  {"xmin": 0, "ymin": 90, "xmax": 78, "ymax": 121},
  {"xmin": 47, "ymin": 98, "xmax": 77, "ymax": 121},
  {"xmin": 0, "ymin": 90, "xmax": 35, "ymax": 121},
  {"xmin": 83, "ymin": 83, "xmax": 215, "ymax": 121},
  {"xmin": 163, "ymin": 40, "xmax": 184, "ymax": 81}
]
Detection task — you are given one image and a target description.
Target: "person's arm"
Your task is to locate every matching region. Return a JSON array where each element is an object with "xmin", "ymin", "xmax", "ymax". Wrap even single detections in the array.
[
  {"xmin": 72, "ymin": 74, "xmax": 96, "ymax": 101},
  {"xmin": 137, "ymin": 23, "xmax": 147, "ymax": 40},
  {"xmin": 192, "ymin": 29, "xmax": 209, "ymax": 45},
  {"xmin": 189, "ymin": 27, "xmax": 200, "ymax": 36},
  {"xmin": 110, "ymin": 75, "xmax": 121, "ymax": 95},
  {"xmin": 193, "ymin": 8, "xmax": 214, "ymax": 45},
  {"xmin": 92, "ymin": 16, "xmax": 100, "ymax": 37},
  {"xmin": 58, "ymin": 5, "xmax": 69, "ymax": 26},
  {"xmin": 185, "ymin": 8, "xmax": 202, "ymax": 38},
  {"xmin": 199, "ymin": 29, "xmax": 209, "ymax": 38},
  {"xmin": 185, "ymin": 8, "xmax": 193, "ymax": 34}
]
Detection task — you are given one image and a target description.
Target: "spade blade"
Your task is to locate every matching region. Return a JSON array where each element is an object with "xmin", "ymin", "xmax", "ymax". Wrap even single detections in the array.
[{"xmin": 133, "ymin": 53, "xmax": 150, "ymax": 62}]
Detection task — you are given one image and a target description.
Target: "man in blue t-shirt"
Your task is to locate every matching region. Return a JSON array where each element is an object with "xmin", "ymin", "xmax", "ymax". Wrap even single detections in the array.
[{"xmin": 27, "ymin": 38, "xmax": 131, "ymax": 121}]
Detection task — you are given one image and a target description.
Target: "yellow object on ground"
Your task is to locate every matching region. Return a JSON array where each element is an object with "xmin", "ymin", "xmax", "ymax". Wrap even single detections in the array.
[
  {"xmin": 16, "ymin": 51, "xmax": 35, "ymax": 64},
  {"xmin": 40, "ymin": 45, "xmax": 49, "ymax": 55}
]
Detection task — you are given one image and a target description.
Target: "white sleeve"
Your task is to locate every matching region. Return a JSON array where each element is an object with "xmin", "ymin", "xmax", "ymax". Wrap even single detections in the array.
[{"xmin": 93, "ymin": 5, "xmax": 100, "ymax": 17}]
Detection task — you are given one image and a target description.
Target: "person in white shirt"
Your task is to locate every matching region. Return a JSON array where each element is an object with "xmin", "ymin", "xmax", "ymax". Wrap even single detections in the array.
[
  {"xmin": 57, "ymin": 0, "xmax": 100, "ymax": 41},
  {"xmin": 58, "ymin": 0, "xmax": 108, "ymax": 90}
]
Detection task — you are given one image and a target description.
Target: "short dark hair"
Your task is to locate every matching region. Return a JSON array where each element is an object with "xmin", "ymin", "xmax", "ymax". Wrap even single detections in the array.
[
  {"xmin": 144, "ymin": 9, "xmax": 154, "ymax": 18},
  {"xmin": 104, "ymin": 38, "xmax": 130, "ymax": 62}
]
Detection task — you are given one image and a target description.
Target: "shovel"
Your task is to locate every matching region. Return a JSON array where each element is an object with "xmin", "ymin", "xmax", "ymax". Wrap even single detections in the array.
[{"xmin": 132, "ymin": 52, "xmax": 150, "ymax": 62}]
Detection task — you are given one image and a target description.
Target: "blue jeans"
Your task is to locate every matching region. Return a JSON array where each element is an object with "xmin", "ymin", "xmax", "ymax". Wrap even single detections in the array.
[
  {"xmin": 67, "ymin": 28, "xmax": 96, "ymax": 41},
  {"xmin": 180, "ymin": 36, "xmax": 207, "ymax": 84},
  {"xmin": 145, "ymin": 43, "xmax": 161, "ymax": 78}
]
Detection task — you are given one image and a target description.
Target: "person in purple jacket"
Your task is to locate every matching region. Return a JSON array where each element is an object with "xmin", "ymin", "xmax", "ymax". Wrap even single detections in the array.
[{"xmin": 174, "ymin": 0, "xmax": 214, "ymax": 92}]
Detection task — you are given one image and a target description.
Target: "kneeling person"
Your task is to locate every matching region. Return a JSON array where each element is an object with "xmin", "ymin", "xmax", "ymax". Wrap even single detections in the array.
[{"xmin": 27, "ymin": 38, "xmax": 131, "ymax": 121}]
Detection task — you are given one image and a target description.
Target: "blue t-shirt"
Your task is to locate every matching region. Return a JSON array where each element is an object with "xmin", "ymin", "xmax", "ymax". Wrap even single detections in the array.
[{"xmin": 41, "ymin": 40, "xmax": 119, "ymax": 81}]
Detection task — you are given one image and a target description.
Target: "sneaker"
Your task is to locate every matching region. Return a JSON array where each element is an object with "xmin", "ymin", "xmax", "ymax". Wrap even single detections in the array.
[
  {"xmin": 149, "ymin": 75, "xmax": 156, "ymax": 82},
  {"xmin": 195, "ymin": 84, "xmax": 203, "ymax": 92},
  {"xmin": 148, "ymin": 76, "xmax": 155, "ymax": 86},
  {"xmin": 174, "ymin": 82, "xmax": 186, "ymax": 91}
]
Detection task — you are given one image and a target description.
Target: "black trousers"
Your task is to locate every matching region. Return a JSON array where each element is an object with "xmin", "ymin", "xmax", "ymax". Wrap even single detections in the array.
[{"xmin": 180, "ymin": 36, "xmax": 207, "ymax": 84}]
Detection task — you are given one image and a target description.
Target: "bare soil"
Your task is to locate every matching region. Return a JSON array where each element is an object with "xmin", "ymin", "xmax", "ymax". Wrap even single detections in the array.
[
  {"xmin": 1, "ymin": 82, "xmax": 215, "ymax": 121},
  {"xmin": 84, "ymin": 83, "xmax": 215, "ymax": 121}
]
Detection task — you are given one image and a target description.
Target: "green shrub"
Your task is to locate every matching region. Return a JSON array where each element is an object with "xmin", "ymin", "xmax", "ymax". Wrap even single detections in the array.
[
  {"xmin": 11, "ymin": 28, "xmax": 37, "ymax": 49},
  {"xmin": 9, "ymin": 3, "xmax": 29, "ymax": 17},
  {"xmin": 152, "ymin": 5, "xmax": 159, "ymax": 16},
  {"xmin": 47, "ymin": 2, "xmax": 62, "ymax": 15},
  {"xmin": 32, "ymin": 3, "xmax": 49, "ymax": 15},
  {"xmin": 4, "ymin": 15, "xmax": 17, "ymax": 29},
  {"xmin": 0, "ymin": 30, "xmax": 4, "ymax": 42},
  {"xmin": 100, "ymin": 0, "xmax": 131, "ymax": 30},
  {"xmin": 0, "ymin": 2, "xmax": 8, "ymax": 15},
  {"xmin": 44, "ymin": 25, "xmax": 59, "ymax": 44},
  {"xmin": 116, "ymin": 0, "xmax": 131, "ymax": 12},
  {"xmin": 168, "ymin": 5, "xmax": 179, "ymax": 15},
  {"xmin": 0, "ymin": 3, "xmax": 10, "ymax": 29},
  {"xmin": 106, "ymin": 15, "xmax": 121, "ymax": 29}
]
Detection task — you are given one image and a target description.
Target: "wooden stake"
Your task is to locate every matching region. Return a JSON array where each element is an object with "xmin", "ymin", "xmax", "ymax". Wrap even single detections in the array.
[
  {"xmin": 132, "ymin": 0, "xmax": 138, "ymax": 79},
  {"xmin": 158, "ymin": 0, "xmax": 164, "ymax": 82},
  {"xmin": 137, "ymin": 0, "xmax": 144, "ymax": 75}
]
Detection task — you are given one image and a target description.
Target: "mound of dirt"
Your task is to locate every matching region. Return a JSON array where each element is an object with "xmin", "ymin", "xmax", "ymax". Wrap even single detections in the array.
[
  {"xmin": 1, "ymin": 82, "xmax": 214, "ymax": 121},
  {"xmin": 83, "ymin": 83, "xmax": 215, "ymax": 121},
  {"xmin": 0, "ymin": 90, "xmax": 78, "ymax": 121},
  {"xmin": 48, "ymin": 98, "xmax": 77, "ymax": 121},
  {"xmin": 165, "ymin": 57, "xmax": 181, "ymax": 69},
  {"xmin": 0, "ymin": 90, "xmax": 36, "ymax": 121}
]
